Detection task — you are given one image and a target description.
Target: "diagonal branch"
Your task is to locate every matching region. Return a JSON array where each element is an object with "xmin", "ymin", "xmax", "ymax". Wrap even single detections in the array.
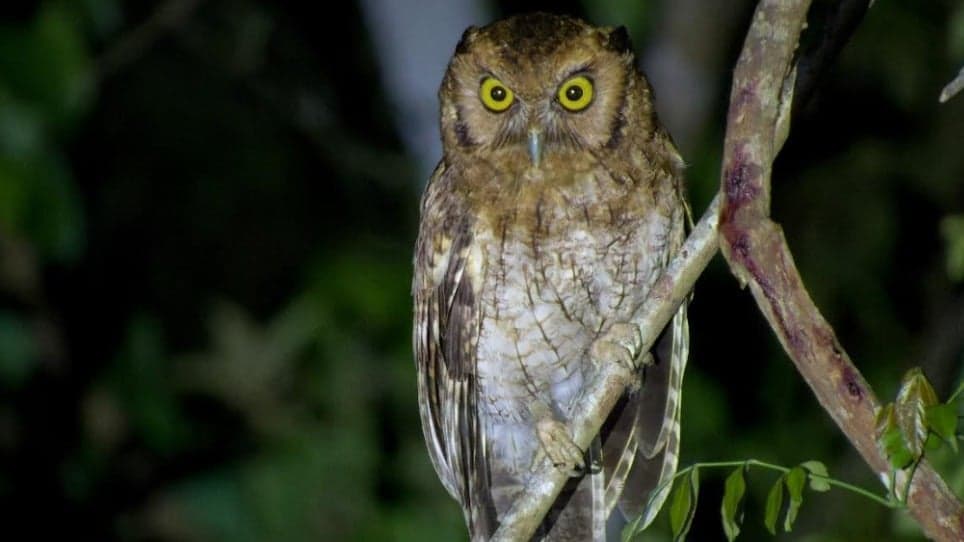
[
  {"xmin": 940, "ymin": 66, "xmax": 964, "ymax": 103},
  {"xmin": 717, "ymin": 1, "xmax": 964, "ymax": 541}
]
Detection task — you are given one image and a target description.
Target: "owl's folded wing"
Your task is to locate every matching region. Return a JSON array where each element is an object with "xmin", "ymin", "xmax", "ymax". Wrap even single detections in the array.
[{"xmin": 413, "ymin": 163, "xmax": 496, "ymax": 537}]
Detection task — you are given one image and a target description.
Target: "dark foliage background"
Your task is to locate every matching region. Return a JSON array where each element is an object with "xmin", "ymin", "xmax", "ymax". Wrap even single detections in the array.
[{"xmin": 0, "ymin": 0, "xmax": 961, "ymax": 540}]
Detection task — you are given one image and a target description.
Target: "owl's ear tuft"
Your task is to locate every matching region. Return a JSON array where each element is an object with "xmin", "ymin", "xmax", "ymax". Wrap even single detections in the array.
[
  {"xmin": 455, "ymin": 26, "xmax": 479, "ymax": 55},
  {"xmin": 605, "ymin": 26, "xmax": 633, "ymax": 55}
]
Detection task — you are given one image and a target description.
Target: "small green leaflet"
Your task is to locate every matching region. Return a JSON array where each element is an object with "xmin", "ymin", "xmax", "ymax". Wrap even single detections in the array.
[
  {"xmin": 876, "ymin": 403, "xmax": 917, "ymax": 469},
  {"xmin": 800, "ymin": 460, "xmax": 831, "ymax": 492},
  {"xmin": 669, "ymin": 467, "xmax": 699, "ymax": 541},
  {"xmin": 895, "ymin": 368, "xmax": 939, "ymax": 457},
  {"xmin": 720, "ymin": 466, "xmax": 746, "ymax": 541},
  {"xmin": 926, "ymin": 402, "xmax": 959, "ymax": 452},
  {"xmin": 783, "ymin": 466, "xmax": 807, "ymax": 532},
  {"xmin": 763, "ymin": 475, "xmax": 784, "ymax": 535}
]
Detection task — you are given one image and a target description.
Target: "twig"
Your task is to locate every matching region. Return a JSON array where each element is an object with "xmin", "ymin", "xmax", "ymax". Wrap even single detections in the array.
[
  {"xmin": 646, "ymin": 459, "xmax": 898, "ymax": 511},
  {"xmin": 939, "ymin": 66, "xmax": 964, "ymax": 103},
  {"xmin": 717, "ymin": 1, "xmax": 964, "ymax": 540},
  {"xmin": 490, "ymin": 195, "xmax": 721, "ymax": 541}
]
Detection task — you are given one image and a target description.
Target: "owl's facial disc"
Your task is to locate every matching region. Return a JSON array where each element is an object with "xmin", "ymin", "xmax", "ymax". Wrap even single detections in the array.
[{"xmin": 440, "ymin": 14, "xmax": 650, "ymax": 168}]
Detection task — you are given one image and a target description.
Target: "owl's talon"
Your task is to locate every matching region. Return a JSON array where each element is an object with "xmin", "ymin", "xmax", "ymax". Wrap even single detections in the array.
[
  {"xmin": 591, "ymin": 322, "xmax": 645, "ymax": 372},
  {"xmin": 534, "ymin": 418, "xmax": 584, "ymax": 476},
  {"xmin": 640, "ymin": 352, "xmax": 655, "ymax": 368}
]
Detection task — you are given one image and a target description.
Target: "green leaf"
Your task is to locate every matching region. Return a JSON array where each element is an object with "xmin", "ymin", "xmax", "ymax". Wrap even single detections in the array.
[
  {"xmin": 112, "ymin": 316, "xmax": 190, "ymax": 453},
  {"xmin": 783, "ymin": 466, "xmax": 806, "ymax": 532},
  {"xmin": 943, "ymin": 215, "xmax": 964, "ymax": 282},
  {"xmin": 898, "ymin": 368, "xmax": 939, "ymax": 407},
  {"xmin": 881, "ymin": 425, "xmax": 917, "ymax": 469},
  {"xmin": 0, "ymin": 2, "xmax": 94, "ymax": 129},
  {"xmin": 951, "ymin": 4, "xmax": 964, "ymax": 58},
  {"xmin": 620, "ymin": 521, "xmax": 636, "ymax": 542},
  {"xmin": 800, "ymin": 460, "xmax": 831, "ymax": 492},
  {"xmin": 896, "ymin": 368, "xmax": 939, "ymax": 456},
  {"xmin": 926, "ymin": 403, "xmax": 959, "ymax": 452},
  {"xmin": 720, "ymin": 466, "xmax": 746, "ymax": 541},
  {"xmin": 876, "ymin": 403, "xmax": 916, "ymax": 469},
  {"xmin": 0, "ymin": 311, "xmax": 38, "ymax": 385},
  {"xmin": 0, "ymin": 150, "xmax": 86, "ymax": 262},
  {"xmin": 0, "ymin": 99, "xmax": 44, "ymax": 155},
  {"xmin": 763, "ymin": 476, "xmax": 784, "ymax": 535},
  {"xmin": 669, "ymin": 467, "xmax": 699, "ymax": 541}
]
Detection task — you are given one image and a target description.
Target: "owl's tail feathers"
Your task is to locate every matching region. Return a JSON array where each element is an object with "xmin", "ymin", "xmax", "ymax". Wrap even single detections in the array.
[
  {"xmin": 533, "ymin": 448, "xmax": 608, "ymax": 542},
  {"xmin": 617, "ymin": 302, "xmax": 689, "ymax": 529}
]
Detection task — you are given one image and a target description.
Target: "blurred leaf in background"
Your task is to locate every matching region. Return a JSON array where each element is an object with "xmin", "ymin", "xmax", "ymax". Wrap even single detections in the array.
[
  {"xmin": 942, "ymin": 215, "xmax": 964, "ymax": 282},
  {"xmin": 0, "ymin": 1, "xmax": 93, "ymax": 263}
]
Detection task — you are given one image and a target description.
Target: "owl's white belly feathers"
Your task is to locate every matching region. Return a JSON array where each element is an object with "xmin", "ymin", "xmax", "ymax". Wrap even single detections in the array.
[{"xmin": 472, "ymin": 191, "xmax": 671, "ymax": 474}]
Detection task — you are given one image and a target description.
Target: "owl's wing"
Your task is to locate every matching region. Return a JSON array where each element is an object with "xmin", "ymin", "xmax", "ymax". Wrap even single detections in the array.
[
  {"xmin": 617, "ymin": 303, "xmax": 689, "ymax": 527},
  {"xmin": 600, "ymin": 300, "xmax": 689, "ymax": 528},
  {"xmin": 413, "ymin": 163, "xmax": 496, "ymax": 537},
  {"xmin": 602, "ymin": 159, "xmax": 690, "ymax": 529}
]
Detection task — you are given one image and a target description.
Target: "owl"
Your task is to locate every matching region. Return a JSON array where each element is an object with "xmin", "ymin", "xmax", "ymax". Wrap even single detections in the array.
[{"xmin": 413, "ymin": 13, "xmax": 689, "ymax": 541}]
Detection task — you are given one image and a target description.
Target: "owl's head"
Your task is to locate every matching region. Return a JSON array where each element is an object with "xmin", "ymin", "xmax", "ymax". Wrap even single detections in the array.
[{"xmin": 439, "ymin": 13, "xmax": 656, "ymax": 170}]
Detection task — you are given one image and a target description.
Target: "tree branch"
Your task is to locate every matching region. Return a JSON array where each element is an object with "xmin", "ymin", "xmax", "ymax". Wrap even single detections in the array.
[
  {"xmin": 939, "ymin": 66, "xmax": 964, "ymax": 103},
  {"xmin": 490, "ymin": 194, "xmax": 721, "ymax": 542},
  {"xmin": 717, "ymin": 1, "xmax": 964, "ymax": 541}
]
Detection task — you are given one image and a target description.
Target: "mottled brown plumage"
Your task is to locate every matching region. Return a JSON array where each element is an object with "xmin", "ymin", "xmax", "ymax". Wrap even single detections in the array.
[{"xmin": 413, "ymin": 13, "xmax": 689, "ymax": 541}]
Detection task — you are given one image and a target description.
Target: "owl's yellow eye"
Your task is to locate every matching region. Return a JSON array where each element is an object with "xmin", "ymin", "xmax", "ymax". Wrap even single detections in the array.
[
  {"xmin": 557, "ymin": 76, "xmax": 594, "ymax": 111},
  {"xmin": 480, "ymin": 77, "xmax": 514, "ymax": 112}
]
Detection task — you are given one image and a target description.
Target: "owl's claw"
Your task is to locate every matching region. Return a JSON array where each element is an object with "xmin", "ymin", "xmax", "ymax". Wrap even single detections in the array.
[
  {"xmin": 533, "ymin": 418, "xmax": 584, "ymax": 476},
  {"xmin": 591, "ymin": 322, "xmax": 650, "ymax": 372}
]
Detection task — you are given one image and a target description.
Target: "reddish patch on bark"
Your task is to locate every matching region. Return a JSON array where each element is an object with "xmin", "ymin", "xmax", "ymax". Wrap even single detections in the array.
[
  {"xmin": 728, "ymin": 84, "xmax": 756, "ymax": 124},
  {"xmin": 737, "ymin": 85, "xmax": 755, "ymax": 109},
  {"xmin": 723, "ymin": 145, "xmax": 761, "ymax": 208},
  {"xmin": 787, "ymin": 327, "xmax": 805, "ymax": 351},
  {"xmin": 831, "ymin": 343, "xmax": 842, "ymax": 359},
  {"xmin": 842, "ymin": 366, "xmax": 864, "ymax": 401},
  {"xmin": 731, "ymin": 233, "xmax": 751, "ymax": 261}
]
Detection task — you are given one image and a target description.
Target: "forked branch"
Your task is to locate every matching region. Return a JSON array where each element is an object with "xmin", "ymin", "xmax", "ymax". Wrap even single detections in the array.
[{"xmin": 717, "ymin": 1, "xmax": 964, "ymax": 541}]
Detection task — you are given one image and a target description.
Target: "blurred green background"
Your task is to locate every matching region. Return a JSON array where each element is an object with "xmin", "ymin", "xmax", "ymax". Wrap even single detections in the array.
[{"xmin": 0, "ymin": 0, "xmax": 962, "ymax": 540}]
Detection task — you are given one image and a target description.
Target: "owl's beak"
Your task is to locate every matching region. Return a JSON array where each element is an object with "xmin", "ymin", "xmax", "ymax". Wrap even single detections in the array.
[{"xmin": 527, "ymin": 128, "xmax": 543, "ymax": 168}]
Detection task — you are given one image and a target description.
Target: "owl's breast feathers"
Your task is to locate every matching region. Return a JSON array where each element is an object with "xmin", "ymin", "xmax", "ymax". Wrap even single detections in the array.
[{"xmin": 469, "ymin": 159, "xmax": 676, "ymax": 413}]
